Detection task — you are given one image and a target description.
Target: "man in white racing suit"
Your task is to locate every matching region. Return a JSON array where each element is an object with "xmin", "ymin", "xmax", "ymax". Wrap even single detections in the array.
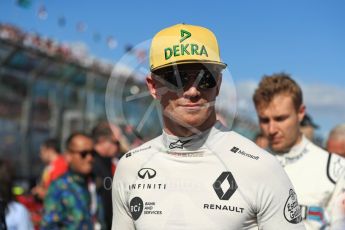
[
  {"xmin": 111, "ymin": 24, "xmax": 305, "ymax": 229},
  {"xmin": 253, "ymin": 74, "xmax": 345, "ymax": 229}
]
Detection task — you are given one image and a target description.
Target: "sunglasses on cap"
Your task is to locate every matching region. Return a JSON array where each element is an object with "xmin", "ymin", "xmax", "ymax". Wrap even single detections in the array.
[
  {"xmin": 155, "ymin": 68, "xmax": 220, "ymax": 91},
  {"xmin": 69, "ymin": 149, "xmax": 95, "ymax": 159},
  {"xmin": 106, "ymin": 139, "xmax": 120, "ymax": 146}
]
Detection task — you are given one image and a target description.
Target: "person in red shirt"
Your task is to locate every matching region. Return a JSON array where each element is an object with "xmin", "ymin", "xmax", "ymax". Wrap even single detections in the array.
[{"xmin": 32, "ymin": 138, "xmax": 68, "ymax": 200}]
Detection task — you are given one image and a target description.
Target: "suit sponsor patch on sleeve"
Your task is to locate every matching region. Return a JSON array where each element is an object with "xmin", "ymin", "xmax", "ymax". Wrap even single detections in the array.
[{"xmin": 284, "ymin": 189, "xmax": 302, "ymax": 224}]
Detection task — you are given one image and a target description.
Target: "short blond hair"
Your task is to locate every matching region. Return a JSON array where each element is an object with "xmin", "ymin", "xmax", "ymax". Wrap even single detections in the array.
[{"xmin": 253, "ymin": 73, "xmax": 303, "ymax": 111}]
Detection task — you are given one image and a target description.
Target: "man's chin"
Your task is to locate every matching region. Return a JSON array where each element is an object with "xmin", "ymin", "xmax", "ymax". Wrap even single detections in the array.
[
  {"xmin": 180, "ymin": 115, "xmax": 208, "ymax": 128},
  {"xmin": 271, "ymin": 145, "xmax": 289, "ymax": 154},
  {"xmin": 81, "ymin": 166, "xmax": 93, "ymax": 175}
]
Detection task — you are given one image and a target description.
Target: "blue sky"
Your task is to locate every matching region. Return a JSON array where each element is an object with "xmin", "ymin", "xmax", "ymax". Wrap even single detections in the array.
[{"xmin": 1, "ymin": 0, "xmax": 344, "ymax": 139}]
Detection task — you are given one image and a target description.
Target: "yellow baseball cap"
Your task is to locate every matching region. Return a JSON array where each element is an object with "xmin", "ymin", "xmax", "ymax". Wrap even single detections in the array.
[{"xmin": 150, "ymin": 23, "xmax": 227, "ymax": 72}]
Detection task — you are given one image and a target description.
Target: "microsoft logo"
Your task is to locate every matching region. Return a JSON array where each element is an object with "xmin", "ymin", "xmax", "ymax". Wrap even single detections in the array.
[{"xmin": 231, "ymin": 146, "xmax": 239, "ymax": 153}]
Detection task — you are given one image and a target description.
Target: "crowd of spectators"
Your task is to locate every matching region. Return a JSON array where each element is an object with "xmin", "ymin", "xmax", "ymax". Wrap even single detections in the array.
[
  {"xmin": 0, "ymin": 23, "xmax": 113, "ymax": 75},
  {"xmin": 1, "ymin": 120, "xmax": 130, "ymax": 229}
]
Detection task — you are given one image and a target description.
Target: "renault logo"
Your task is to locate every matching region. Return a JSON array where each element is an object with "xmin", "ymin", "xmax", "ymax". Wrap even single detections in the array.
[
  {"xmin": 213, "ymin": 171, "xmax": 238, "ymax": 200},
  {"xmin": 138, "ymin": 168, "xmax": 156, "ymax": 179}
]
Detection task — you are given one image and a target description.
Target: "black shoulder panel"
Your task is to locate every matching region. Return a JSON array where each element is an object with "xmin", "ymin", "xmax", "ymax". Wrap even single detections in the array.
[{"xmin": 327, "ymin": 153, "xmax": 345, "ymax": 184}]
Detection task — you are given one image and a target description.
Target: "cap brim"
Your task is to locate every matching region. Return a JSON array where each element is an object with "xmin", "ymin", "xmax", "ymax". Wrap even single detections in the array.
[
  {"xmin": 312, "ymin": 124, "xmax": 319, "ymax": 129},
  {"xmin": 151, "ymin": 60, "xmax": 227, "ymax": 73}
]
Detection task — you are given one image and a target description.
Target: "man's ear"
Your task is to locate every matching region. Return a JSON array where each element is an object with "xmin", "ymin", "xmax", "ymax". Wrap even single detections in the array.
[
  {"xmin": 146, "ymin": 74, "xmax": 159, "ymax": 99},
  {"xmin": 216, "ymin": 73, "xmax": 222, "ymax": 96},
  {"xmin": 297, "ymin": 104, "xmax": 306, "ymax": 123}
]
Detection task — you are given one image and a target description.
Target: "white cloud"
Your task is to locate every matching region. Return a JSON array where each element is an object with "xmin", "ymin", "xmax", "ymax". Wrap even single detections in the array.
[
  {"xmin": 301, "ymin": 83, "xmax": 345, "ymax": 137},
  {"xmin": 302, "ymin": 84, "xmax": 345, "ymax": 108}
]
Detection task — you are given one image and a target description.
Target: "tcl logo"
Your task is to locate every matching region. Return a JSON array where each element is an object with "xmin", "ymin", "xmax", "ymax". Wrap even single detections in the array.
[
  {"xmin": 138, "ymin": 168, "xmax": 156, "ymax": 179},
  {"xmin": 130, "ymin": 197, "xmax": 143, "ymax": 220}
]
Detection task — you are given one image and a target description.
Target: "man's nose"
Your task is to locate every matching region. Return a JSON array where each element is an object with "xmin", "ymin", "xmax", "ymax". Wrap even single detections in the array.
[
  {"xmin": 183, "ymin": 85, "xmax": 200, "ymax": 99},
  {"xmin": 268, "ymin": 121, "xmax": 278, "ymax": 135}
]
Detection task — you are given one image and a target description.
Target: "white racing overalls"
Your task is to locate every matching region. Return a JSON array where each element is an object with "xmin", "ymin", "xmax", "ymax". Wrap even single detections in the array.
[
  {"xmin": 274, "ymin": 135, "xmax": 345, "ymax": 229},
  {"xmin": 112, "ymin": 122, "xmax": 305, "ymax": 229}
]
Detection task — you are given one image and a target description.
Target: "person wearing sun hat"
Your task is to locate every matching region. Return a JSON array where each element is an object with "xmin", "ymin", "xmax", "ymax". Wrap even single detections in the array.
[
  {"xmin": 300, "ymin": 113, "xmax": 319, "ymax": 141},
  {"xmin": 111, "ymin": 23, "xmax": 305, "ymax": 229}
]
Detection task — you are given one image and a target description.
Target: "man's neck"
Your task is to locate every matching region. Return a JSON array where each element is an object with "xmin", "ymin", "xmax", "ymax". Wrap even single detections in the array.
[
  {"xmin": 163, "ymin": 116, "xmax": 217, "ymax": 137},
  {"xmin": 294, "ymin": 132, "xmax": 303, "ymax": 147},
  {"xmin": 68, "ymin": 168, "xmax": 89, "ymax": 180}
]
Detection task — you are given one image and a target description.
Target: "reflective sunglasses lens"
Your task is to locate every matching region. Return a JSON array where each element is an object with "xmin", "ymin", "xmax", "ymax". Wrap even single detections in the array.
[
  {"xmin": 163, "ymin": 73, "xmax": 178, "ymax": 88},
  {"xmin": 161, "ymin": 69, "xmax": 217, "ymax": 90},
  {"xmin": 198, "ymin": 72, "xmax": 217, "ymax": 89},
  {"xmin": 162, "ymin": 71, "xmax": 188, "ymax": 89}
]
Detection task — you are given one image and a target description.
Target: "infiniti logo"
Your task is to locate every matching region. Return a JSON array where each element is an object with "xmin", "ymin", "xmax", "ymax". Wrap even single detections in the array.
[{"xmin": 138, "ymin": 168, "xmax": 156, "ymax": 179}]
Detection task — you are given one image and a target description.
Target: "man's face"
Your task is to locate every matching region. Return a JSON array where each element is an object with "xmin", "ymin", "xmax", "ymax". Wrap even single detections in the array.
[
  {"xmin": 255, "ymin": 94, "xmax": 305, "ymax": 153},
  {"xmin": 39, "ymin": 146, "xmax": 50, "ymax": 163},
  {"xmin": 67, "ymin": 135, "xmax": 94, "ymax": 175},
  {"xmin": 147, "ymin": 65, "xmax": 221, "ymax": 133},
  {"xmin": 327, "ymin": 139, "xmax": 345, "ymax": 157},
  {"xmin": 96, "ymin": 137, "xmax": 120, "ymax": 158}
]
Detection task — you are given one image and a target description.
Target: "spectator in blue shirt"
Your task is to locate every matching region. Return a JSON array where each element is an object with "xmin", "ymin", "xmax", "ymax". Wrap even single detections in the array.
[{"xmin": 41, "ymin": 132, "xmax": 101, "ymax": 229}]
